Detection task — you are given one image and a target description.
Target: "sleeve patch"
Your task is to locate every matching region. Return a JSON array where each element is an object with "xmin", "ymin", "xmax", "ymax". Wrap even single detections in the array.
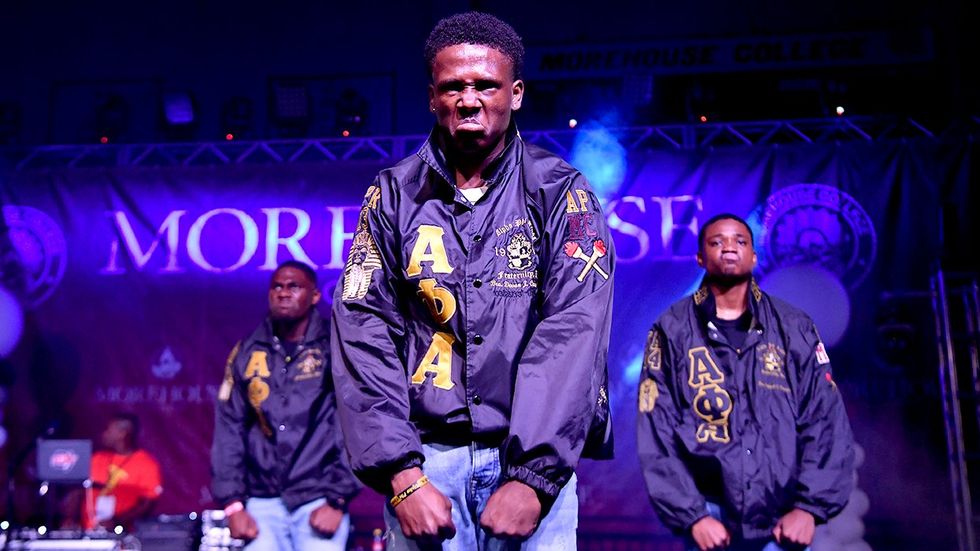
[
  {"xmin": 639, "ymin": 378, "xmax": 659, "ymax": 413},
  {"xmin": 562, "ymin": 239, "xmax": 609, "ymax": 282},
  {"xmin": 815, "ymin": 342, "xmax": 831, "ymax": 365},
  {"xmin": 646, "ymin": 331, "xmax": 662, "ymax": 373},
  {"xmin": 342, "ymin": 207, "xmax": 382, "ymax": 301}
]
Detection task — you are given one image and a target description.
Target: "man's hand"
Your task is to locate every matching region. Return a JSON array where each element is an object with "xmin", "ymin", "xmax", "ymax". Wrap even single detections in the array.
[
  {"xmin": 309, "ymin": 503, "xmax": 344, "ymax": 537},
  {"xmin": 227, "ymin": 509, "xmax": 259, "ymax": 541},
  {"xmin": 690, "ymin": 516, "xmax": 730, "ymax": 551},
  {"xmin": 773, "ymin": 508, "xmax": 815, "ymax": 547},
  {"xmin": 391, "ymin": 468, "xmax": 455, "ymax": 541},
  {"xmin": 479, "ymin": 480, "xmax": 541, "ymax": 539}
]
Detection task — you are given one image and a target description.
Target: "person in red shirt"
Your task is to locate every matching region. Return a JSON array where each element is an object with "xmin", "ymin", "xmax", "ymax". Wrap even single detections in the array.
[{"xmin": 83, "ymin": 413, "xmax": 162, "ymax": 530}]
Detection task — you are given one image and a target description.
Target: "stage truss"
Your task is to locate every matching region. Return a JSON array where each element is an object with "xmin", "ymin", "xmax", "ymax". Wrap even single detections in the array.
[{"xmin": 2, "ymin": 116, "xmax": 976, "ymax": 171}]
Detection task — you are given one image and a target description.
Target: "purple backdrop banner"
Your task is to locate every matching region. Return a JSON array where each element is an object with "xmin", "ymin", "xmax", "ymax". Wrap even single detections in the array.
[{"xmin": 0, "ymin": 138, "xmax": 965, "ymax": 534}]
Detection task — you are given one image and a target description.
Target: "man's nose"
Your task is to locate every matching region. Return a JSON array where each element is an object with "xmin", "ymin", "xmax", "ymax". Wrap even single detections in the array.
[{"xmin": 460, "ymin": 88, "xmax": 480, "ymax": 108}]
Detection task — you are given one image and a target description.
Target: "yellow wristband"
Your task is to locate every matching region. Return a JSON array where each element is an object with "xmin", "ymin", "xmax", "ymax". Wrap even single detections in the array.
[{"xmin": 389, "ymin": 475, "xmax": 429, "ymax": 508}]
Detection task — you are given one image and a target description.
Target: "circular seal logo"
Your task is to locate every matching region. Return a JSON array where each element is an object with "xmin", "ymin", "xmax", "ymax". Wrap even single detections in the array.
[
  {"xmin": 1, "ymin": 205, "xmax": 68, "ymax": 308},
  {"xmin": 760, "ymin": 184, "xmax": 876, "ymax": 289}
]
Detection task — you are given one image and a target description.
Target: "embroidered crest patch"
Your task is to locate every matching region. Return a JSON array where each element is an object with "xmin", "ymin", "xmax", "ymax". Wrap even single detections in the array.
[
  {"xmin": 342, "ymin": 208, "xmax": 382, "ymax": 301},
  {"xmin": 639, "ymin": 379, "xmax": 659, "ymax": 413},
  {"xmin": 563, "ymin": 239, "xmax": 609, "ymax": 281},
  {"xmin": 815, "ymin": 342, "xmax": 831, "ymax": 365}
]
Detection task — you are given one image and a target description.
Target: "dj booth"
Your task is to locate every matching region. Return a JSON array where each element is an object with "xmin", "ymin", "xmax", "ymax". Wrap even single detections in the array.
[{"xmin": 1, "ymin": 511, "xmax": 241, "ymax": 550}]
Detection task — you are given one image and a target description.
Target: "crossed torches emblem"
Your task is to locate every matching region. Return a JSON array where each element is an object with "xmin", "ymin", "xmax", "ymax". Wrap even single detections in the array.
[{"xmin": 563, "ymin": 239, "xmax": 609, "ymax": 281}]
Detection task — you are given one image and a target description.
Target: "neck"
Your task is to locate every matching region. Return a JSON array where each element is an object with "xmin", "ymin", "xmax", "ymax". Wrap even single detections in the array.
[
  {"xmin": 112, "ymin": 444, "xmax": 135, "ymax": 455},
  {"xmin": 445, "ymin": 134, "xmax": 507, "ymax": 189},
  {"xmin": 708, "ymin": 277, "xmax": 750, "ymax": 320},
  {"xmin": 274, "ymin": 315, "xmax": 310, "ymax": 343}
]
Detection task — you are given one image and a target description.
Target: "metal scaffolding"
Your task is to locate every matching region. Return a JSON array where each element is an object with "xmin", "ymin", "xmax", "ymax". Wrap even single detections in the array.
[{"xmin": 2, "ymin": 116, "xmax": 975, "ymax": 171}]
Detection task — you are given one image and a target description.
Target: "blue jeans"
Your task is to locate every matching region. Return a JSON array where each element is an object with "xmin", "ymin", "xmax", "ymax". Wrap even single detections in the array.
[
  {"xmin": 383, "ymin": 442, "xmax": 578, "ymax": 550},
  {"xmin": 684, "ymin": 502, "xmax": 810, "ymax": 551},
  {"xmin": 245, "ymin": 496, "xmax": 350, "ymax": 551}
]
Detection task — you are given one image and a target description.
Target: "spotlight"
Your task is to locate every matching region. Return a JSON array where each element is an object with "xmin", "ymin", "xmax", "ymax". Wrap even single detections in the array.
[
  {"xmin": 0, "ymin": 102, "xmax": 23, "ymax": 145},
  {"xmin": 99, "ymin": 136, "xmax": 109, "ymax": 145},
  {"xmin": 341, "ymin": 130, "xmax": 350, "ymax": 137},
  {"xmin": 271, "ymin": 82, "xmax": 311, "ymax": 137},
  {"xmin": 1, "ymin": 520, "xmax": 9, "ymax": 530},
  {"xmin": 335, "ymin": 88, "xmax": 368, "ymax": 136},
  {"xmin": 161, "ymin": 91, "xmax": 197, "ymax": 141},
  {"xmin": 222, "ymin": 96, "xmax": 254, "ymax": 139},
  {"xmin": 94, "ymin": 94, "xmax": 129, "ymax": 143},
  {"xmin": 836, "ymin": 106, "xmax": 845, "ymax": 116},
  {"xmin": 699, "ymin": 115, "xmax": 708, "ymax": 123},
  {"xmin": 114, "ymin": 525, "xmax": 124, "ymax": 535},
  {"xmin": 38, "ymin": 526, "xmax": 47, "ymax": 536},
  {"xmin": 225, "ymin": 133, "xmax": 234, "ymax": 141},
  {"xmin": 163, "ymin": 92, "xmax": 195, "ymax": 125},
  {"xmin": 568, "ymin": 118, "xmax": 578, "ymax": 129}
]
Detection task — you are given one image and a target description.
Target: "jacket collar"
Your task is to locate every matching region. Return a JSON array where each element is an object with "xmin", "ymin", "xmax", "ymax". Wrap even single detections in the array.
[
  {"xmin": 416, "ymin": 123, "xmax": 522, "ymax": 191},
  {"xmin": 693, "ymin": 276, "xmax": 765, "ymax": 332},
  {"xmin": 252, "ymin": 308, "xmax": 328, "ymax": 347}
]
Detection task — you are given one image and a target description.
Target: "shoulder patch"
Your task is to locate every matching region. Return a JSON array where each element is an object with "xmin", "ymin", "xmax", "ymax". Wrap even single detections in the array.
[
  {"xmin": 342, "ymin": 206, "xmax": 382, "ymax": 301},
  {"xmin": 815, "ymin": 342, "xmax": 831, "ymax": 365},
  {"xmin": 638, "ymin": 379, "xmax": 659, "ymax": 413},
  {"xmin": 646, "ymin": 331, "xmax": 662, "ymax": 373},
  {"xmin": 218, "ymin": 341, "xmax": 241, "ymax": 402}
]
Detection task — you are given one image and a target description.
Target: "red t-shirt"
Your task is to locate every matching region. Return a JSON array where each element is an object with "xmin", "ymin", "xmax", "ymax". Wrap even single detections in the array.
[{"xmin": 83, "ymin": 449, "xmax": 162, "ymax": 529}]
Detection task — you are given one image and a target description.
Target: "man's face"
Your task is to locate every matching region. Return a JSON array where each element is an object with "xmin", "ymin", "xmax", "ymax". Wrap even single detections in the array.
[
  {"xmin": 268, "ymin": 266, "xmax": 320, "ymax": 322},
  {"xmin": 101, "ymin": 420, "xmax": 130, "ymax": 450},
  {"xmin": 697, "ymin": 218, "xmax": 757, "ymax": 280},
  {"xmin": 428, "ymin": 43, "xmax": 524, "ymax": 156}
]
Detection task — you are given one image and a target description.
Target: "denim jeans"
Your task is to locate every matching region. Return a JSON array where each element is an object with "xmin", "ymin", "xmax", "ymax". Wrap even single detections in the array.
[
  {"xmin": 245, "ymin": 496, "xmax": 350, "ymax": 551},
  {"xmin": 383, "ymin": 442, "xmax": 578, "ymax": 550},
  {"xmin": 684, "ymin": 502, "xmax": 810, "ymax": 551}
]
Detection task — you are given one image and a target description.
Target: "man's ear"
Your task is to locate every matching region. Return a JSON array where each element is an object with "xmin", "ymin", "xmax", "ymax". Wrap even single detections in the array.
[
  {"xmin": 511, "ymin": 80, "xmax": 524, "ymax": 111},
  {"xmin": 697, "ymin": 252, "xmax": 704, "ymax": 267},
  {"xmin": 312, "ymin": 288, "xmax": 322, "ymax": 305}
]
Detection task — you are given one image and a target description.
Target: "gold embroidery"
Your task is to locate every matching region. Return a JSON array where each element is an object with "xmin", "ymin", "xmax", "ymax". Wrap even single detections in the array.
[{"xmin": 638, "ymin": 379, "xmax": 659, "ymax": 413}]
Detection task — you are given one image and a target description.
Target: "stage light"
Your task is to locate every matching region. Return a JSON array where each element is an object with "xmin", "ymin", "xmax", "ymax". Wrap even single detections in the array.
[
  {"xmin": 568, "ymin": 118, "xmax": 578, "ymax": 128},
  {"xmin": 161, "ymin": 91, "xmax": 197, "ymax": 141},
  {"xmin": 222, "ymin": 96, "xmax": 254, "ymax": 139},
  {"xmin": 0, "ymin": 101, "xmax": 23, "ymax": 145},
  {"xmin": 163, "ymin": 92, "xmax": 195, "ymax": 125},
  {"xmin": 342, "ymin": 130, "xmax": 350, "ymax": 137},
  {"xmin": 1, "ymin": 520, "xmax": 9, "ymax": 530},
  {"xmin": 335, "ymin": 88, "xmax": 368, "ymax": 136},
  {"xmin": 114, "ymin": 525, "xmax": 124, "ymax": 535},
  {"xmin": 271, "ymin": 82, "xmax": 311, "ymax": 137},
  {"xmin": 37, "ymin": 526, "xmax": 47, "ymax": 536},
  {"xmin": 836, "ymin": 106, "xmax": 845, "ymax": 116},
  {"xmin": 225, "ymin": 133, "xmax": 234, "ymax": 141},
  {"xmin": 699, "ymin": 115, "xmax": 708, "ymax": 123},
  {"xmin": 99, "ymin": 136, "xmax": 109, "ymax": 144},
  {"xmin": 94, "ymin": 94, "xmax": 129, "ymax": 142}
]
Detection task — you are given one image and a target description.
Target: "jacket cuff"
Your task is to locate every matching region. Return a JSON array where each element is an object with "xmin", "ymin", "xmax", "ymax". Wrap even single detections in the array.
[
  {"xmin": 218, "ymin": 496, "xmax": 246, "ymax": 510},
  {"xmin": 793, "ymin": 502, "xmax": 828, "ymax": 524},
  {"xmin": 505, "ymin": 465, "xmax": 561, "ymax": 499},
  {"xmin": 683, "ymin": 511, "xmax": 712, "ymax": 531},
  {"xmin": 324, "ymin": 496, "xmax": 349, "ymax": 512},
  {"xmin": 365, "ymin": 453, "xmax": 424, "ymax": 496}
]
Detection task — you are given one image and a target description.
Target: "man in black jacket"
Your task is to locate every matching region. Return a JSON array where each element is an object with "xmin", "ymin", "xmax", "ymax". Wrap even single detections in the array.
[
  {"xmin": 637, "ymin": 214, "xmax": 855, "ymax": 551},
  {"xmin": 332, "ymin": 11, "xmax": 614, "ymax": 551},
  {"xmin": 212, "ymin": 260, "xmax": 359, "ymax": 551}
]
